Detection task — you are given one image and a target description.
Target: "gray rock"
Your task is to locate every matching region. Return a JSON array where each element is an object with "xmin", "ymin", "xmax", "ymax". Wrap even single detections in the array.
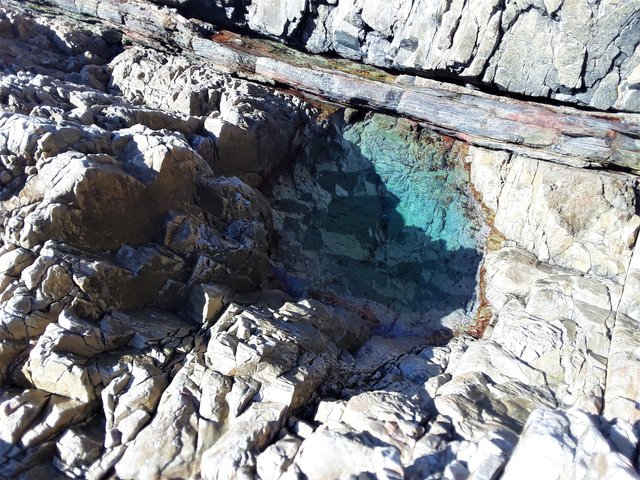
[{"xmin": 147, "ymin": 0, "xmax": 640, "ymax": 111}]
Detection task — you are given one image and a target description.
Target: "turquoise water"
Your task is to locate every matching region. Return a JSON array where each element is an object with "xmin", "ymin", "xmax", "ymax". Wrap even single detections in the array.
[
  {"xmin": 267, "ymin": 113, "xmax": 484, "ymax": 334},
  {"xmin": 344, "ymin": 115, "xmax": 478, "ymax": 251}
]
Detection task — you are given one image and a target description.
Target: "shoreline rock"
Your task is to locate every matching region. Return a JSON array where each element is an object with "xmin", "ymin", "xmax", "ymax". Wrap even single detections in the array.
[{"xmin": 1, "ymin": 3, "xmax": 640, "ymax": 480}]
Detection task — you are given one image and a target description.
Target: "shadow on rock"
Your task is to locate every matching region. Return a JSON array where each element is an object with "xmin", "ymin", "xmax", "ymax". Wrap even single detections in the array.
[{"xmin": 265, "ymin": 111, "xmax": 485, "ymax": 336}]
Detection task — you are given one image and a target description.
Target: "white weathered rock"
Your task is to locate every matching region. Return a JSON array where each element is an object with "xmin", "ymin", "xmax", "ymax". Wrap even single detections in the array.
[
  {"xmin": 502, "ymin": 408, "xmax": 639, "ymax": 480},
  {"xmin": 173, "ymin": 0, "xmax": 640, "ymax": 111},
  {"xmin": 109, "ymin": 47, "xmax": 226, "ymax": 117},
  {"xmin": 605, "ymin": 237, "xmax": 640, "ymax": 424},
  {"xmin": 0, "ymin": 389, "xmax": 50, "ymax": 444},
  {"xmin": 340, "ymin": 391, "xmax": 426, "ymax": 461},
  {"xmin": 0, "ymin": 388, "xmax": 92, "ymax": 452},
  {"xmin": 55, "ymin": 427, "xmax": 103, "ymax": 476},
  {"xmin": 40, "ymin": 265, "xmax": 74, "ymax": 301},
  {"xmin": 189, "ymin": 283, "xmax": 232, "ymax": 324},
  {"xmin": 20, "ymin": 394, "xmax": 93, "ymax": 448},
  {"xmin": 255, "ymin": 434, "xmax": 301, "ymax": 480},
  {"xmin": 2, "ymin": 4, "xmax": 640, "ymax": 480},
  {"xmin": 0, "ymin": 247, "xmax": 34, "ymax": 277},
  {"xmin": 484, "ymin": 246, "xmax": 618, "ymax": 413},
  {"xmin": 435, "ymin": 338, "xmax": 557, "ymax": 448},
  {"xmin": 492, "ymin": 156, "xmax": 639, "ymax": 282},
  {"xmin": 292, "ymin": 426, "xmax": 404, "ymax": 480},
  {"xmin": 102, "ymin": 362, "xmax": 167, "ymax": 448},
  {"xmin": 247, "ymin": 0, "xmax": 306, "ymax": 37},
  {"xmin": 466, "ymin": 146, "xmax": 511, "ymax": 215},
  {"xmin": 115, "ymin": 353, "xmax": 206, "ymax": 480}
]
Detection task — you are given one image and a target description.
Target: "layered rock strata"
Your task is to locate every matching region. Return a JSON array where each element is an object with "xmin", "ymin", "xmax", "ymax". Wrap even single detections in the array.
[
  {"xmin": 16, "ymin": 0, "xmax": 640, "ymax": 171},
  {"xmin": 153, "ymin": 0, "xmax": 640, "ymax": 112},
  {"xmin": 0, "ymin": 2, "xmax": 639, "ymax": 480}
]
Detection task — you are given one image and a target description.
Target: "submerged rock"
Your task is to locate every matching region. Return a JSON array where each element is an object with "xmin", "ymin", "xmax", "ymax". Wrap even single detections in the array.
[{"xmin": 267, "ymin": 112, "xmax": 484, "ymax": 335}]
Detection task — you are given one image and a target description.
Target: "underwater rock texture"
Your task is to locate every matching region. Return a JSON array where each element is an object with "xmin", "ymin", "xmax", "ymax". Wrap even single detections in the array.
[
  {"xmin": 268, "ymin": 113, "xmax": 484, "ymax": 335},
  {"xmin": 1, "ymin": 2, "xmax": 640, "ymax": 480}
]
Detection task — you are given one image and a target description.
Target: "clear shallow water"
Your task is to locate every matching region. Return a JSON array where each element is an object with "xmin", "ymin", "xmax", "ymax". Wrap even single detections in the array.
[{"xmin": 266, "ymin": 113, "xmax": 485, "ymax": 335}]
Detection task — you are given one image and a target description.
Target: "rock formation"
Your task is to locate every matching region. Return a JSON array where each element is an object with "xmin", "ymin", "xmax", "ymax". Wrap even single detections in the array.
[
  {"xmin": 0, "ymin": 0, "xmax": 639, "ymax": 479},
  {"xmin": 155, "ymin": 0, "xmax": 640, "ymax": 112}
]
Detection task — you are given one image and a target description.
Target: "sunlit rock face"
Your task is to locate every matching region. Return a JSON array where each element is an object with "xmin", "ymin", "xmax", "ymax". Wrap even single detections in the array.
[{"xmin": 267, "ymin": 112, "xmax": 485, "ymax": 335}]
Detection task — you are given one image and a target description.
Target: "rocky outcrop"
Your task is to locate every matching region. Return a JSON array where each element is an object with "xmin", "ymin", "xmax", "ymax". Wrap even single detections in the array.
[
  {"xmin": 19, "ymin": 0, "xmax": 640, "ymax": 173},
  {"xmin": 1, "ymin": 2, "xmax": 640, "ymax": 480},
  {"xmin": 154, "ymin": 0, "xmax": 640, "ymax": 112}
]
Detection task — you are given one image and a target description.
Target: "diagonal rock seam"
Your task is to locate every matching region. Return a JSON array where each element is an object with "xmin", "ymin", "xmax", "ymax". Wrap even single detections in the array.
[{"xmin": 19, "ymin": 0, "xmax": 640, "ymax": 172}]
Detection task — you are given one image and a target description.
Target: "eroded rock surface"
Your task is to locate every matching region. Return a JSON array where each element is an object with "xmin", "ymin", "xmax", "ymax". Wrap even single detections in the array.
[
  {"xmin": 156, "ymin": 0, "xmax": 640, "ymax": 112},
  {"xmin": 0, "ymin": 3, "xmax": 640, "ymax": 480}
]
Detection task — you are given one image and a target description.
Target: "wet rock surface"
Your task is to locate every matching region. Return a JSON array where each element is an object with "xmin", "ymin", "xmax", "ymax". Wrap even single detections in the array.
[
  {"xmin": 0, "ymin": 2, "xmax": 640, "ymax": 480},
  {"xmin": 267, "ymin": 113, "xmax": 484, "ymax": 336}
]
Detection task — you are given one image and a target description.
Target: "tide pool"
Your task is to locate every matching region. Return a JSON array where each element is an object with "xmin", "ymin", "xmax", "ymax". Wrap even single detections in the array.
[{"xmin": 266, "ymin": 112, "xmax": 485, "ymax": 335}]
